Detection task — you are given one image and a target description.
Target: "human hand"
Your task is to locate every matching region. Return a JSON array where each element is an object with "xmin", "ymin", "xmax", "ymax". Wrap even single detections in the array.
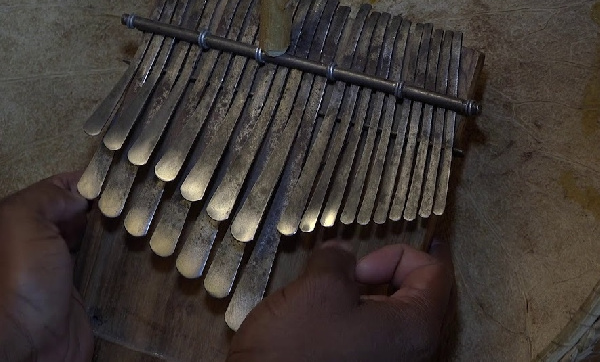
[
  {"xmin": 0, "ymin": 173, "xmax": 93, "ymax": 361},
  {"xmin": 228, "ymin": 240, "xmax": 453, "ymax": 362}
]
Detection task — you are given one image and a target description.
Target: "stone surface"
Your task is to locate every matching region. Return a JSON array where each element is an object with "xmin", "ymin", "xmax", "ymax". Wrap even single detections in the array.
[{"xmin": 2, "ymin": 0, "xmax": 600, "ymax": 361}]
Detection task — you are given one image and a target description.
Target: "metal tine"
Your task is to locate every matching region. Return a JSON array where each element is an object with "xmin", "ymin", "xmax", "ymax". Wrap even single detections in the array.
[
  {"xmin": 78, "ymin": 0, "xmax": 179, "ymax": 199},
  {"xmin": 403, "ymin": 29, "xmax": 444, "ymax": 221},
  {"xmin": 97, "ymin": 1, "xmax": 206, "ymax": 218},
  {"xmin": 230, "ymin": 0, "xmax": 340, "ymax": 243},
  {"xmin": 410, "ymin": 30, "xmax": 452, "ymax": 219},
  {"xmin": 102, "ymin": 0, "xmax": 192, "ymax": 151},
  {"xmin": 433, "ymin": 32, "xmax": 462, "ymax": 215},
  {"xmin": 225, "ymin": 224, "xmax": 279, "ymax": 330},
  {"xmin": 161, "ymin": 0, "xmax": 311, "ymax": 276},
  {"xmin": 225, "ymin": 9, "xmax": 350, "ymax": 329},
  {"xmin": 203, "ymin": 231, "xmax": 245, "ymax": 298},
  {"xmin": 132, "ymin": 2, "xmax": 256, "ymax": 243},
  {"xmin": 172, "ymin": 0, "xmax": 313, "ymax": 276},
  {"xmin": 83, "ymin": 0, "xmax": 170, "ymax": 136},
  {"xmin": 372, "ymin": 23, "xmax": 424, "ymax": 224},
  {"xmin": 205, "ymin": 0, "xmax": 329, "ymax": 222},
  {"xmin": 78, "ymin": 145, "xmax": 114, "ymax": 200},
  {"xmin": 357, "ymin": 18, "xmax": 410, "ymax": 225},
  {"xmin": 122, "ymin": 1, "xmax": 230, "ymax": 236},
  {"xmin": 389, "ymin": 23, "xmax": 434, "ymax": 221},
  {"xmin": 127, "ymin": 0, "xmax": 224, "ymax": 166},
  {"xmin": 145, "ymin": 86, "xmax": 234, "ymax": 255},
  {"xmin": 419, "ymin": 31, "xmax": 454, "ymax": 218},
  {"xmin": 180, "ymin": 0, "xmax": 310, "ymax": 202},
  {"xmin": 328, "ymin": 13, "xmax": 398, "ymax": 227},
  {"xmin": 153, "ymin": 0, "xmax": 262, "ymax": 183},
  {"xmin": 299, "ymin": 12, "xmax": 382, "ymax": 233},
  {"xmin": 277, "ymin": 5, "xmax": 372, "ymax": 236},
  {"xmin": 419, "ymin": 32, "xmax": 454, "ymax": 218}
]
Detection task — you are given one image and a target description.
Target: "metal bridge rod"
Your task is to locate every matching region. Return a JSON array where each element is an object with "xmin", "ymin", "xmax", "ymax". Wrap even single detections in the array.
[{"xmin": 121, "ymin": 13, "xmax": 482, "ymax": 116}]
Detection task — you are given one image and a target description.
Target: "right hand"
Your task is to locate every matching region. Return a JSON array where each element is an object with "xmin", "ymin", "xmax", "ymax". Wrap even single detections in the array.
[{"xmin": 228, "ymin": 239, "xmax": 454, "ymax": 362}]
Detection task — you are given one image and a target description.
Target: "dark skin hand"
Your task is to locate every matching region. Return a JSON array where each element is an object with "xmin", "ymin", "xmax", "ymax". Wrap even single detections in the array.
[
  {"xmin": 0, "ymin": 173, "xmax": 453, "ymax": 361},
  {"xmin": 228, "ymin": 241, "xmax": 453, "ymax": 362},
  {"xmin": 0, "ymin": 173, "xmax": 93, "ymax": 361}
]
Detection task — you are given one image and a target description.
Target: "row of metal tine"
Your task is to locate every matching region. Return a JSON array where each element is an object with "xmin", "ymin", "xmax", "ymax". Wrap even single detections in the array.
[{"xmin": 77, "ymin": 0, "xmax": 465, "ymax": 329}]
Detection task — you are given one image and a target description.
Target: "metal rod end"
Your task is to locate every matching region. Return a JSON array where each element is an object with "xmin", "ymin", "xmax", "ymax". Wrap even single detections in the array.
[
  {"xmin": 465, "ymin": 100, "xmax": 482, "ymax": 116},
  {"xmin": 121, "ymin": 13, "xmax": 135, "ymax": 29}
]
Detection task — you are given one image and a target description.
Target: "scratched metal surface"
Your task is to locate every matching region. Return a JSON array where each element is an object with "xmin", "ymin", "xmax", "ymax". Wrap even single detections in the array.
[{"xmin": 2, "ymin": 1, "xmax": 600, "ymax": 362}]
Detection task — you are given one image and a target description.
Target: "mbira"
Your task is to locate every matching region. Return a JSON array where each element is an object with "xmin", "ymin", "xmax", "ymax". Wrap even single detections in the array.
[{"xmin": 76, "ymin": 0, "xmax": 484, "ymax": 334}]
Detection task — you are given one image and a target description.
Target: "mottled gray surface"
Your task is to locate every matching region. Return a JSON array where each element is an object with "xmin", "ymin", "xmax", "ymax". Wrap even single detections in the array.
[
  {"xmin": 1, "ymin": 1, "xmax": 600, "ymax": 361},
  {"xmin": 0, "ymin": 0, "xmax": 151, "ymax": 196}
]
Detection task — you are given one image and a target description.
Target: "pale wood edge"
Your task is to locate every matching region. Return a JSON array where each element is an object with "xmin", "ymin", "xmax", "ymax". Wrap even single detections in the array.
[{"xmin": 535, "ymin": 281, "xmax": 600, "ymax": 362}]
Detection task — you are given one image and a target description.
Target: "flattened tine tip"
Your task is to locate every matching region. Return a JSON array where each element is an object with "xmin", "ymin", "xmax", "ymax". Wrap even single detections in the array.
[
  {"xmin": 277, "ymin": 220, "xmax": 298, "ymax": 236},
  {"xmin": 154, "ymin": 163, "xmax": 177, "ymax": 182},
  {"xmin": 231, "ymin": 223, "xmax": 254, "ymax": 243},
  {"xmin": 98, "ymin": 199, "xmax": 122, "ymax": 219},
  {"xmin": 176, "ymin": 258, "xmax": 203, "ymax": 279},
  {"xmin": 150, "ymin": 238, "xmax": 176, "ymax": 258},
  {"xmin": 206, "ymin": 203, "xmax": 229, "ymax": 222},
  {"xmin": 77, "ymin": 180, "xmax": 100, "ymax": 200},
  {"xmin": 180, "ymin": 182, "xmax": 202, "ymax": 202},
  {"xmin": 124, "ymin": 212, "xmax": 150, "ymax": 237},
  {"xmin": 127, "ymin": 150, "xmax": 149, "ymax": 167}
]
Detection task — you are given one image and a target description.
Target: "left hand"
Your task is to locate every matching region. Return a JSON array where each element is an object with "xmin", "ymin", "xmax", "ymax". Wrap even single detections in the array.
[{"xmin": 0, "ymin": 173, "xmax": 93, "ymax": 361}]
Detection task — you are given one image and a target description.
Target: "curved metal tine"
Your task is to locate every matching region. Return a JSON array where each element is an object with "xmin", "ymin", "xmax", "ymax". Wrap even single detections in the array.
[
  {"xmin": 205, "ymin": 0, "xmax": 330, "ymax": 222},
  {"xmin": 78, "ymin": 1, "xmax": 178, "ymax": 198},
  {"xmin": 328, "ymin": 13, "xmax": 397, "ymax": 226},
  {"xmin": 419, "ymin": 31, "xmax": 453, "ymax": 218},
  {"xmin": 124, "ymin": 1, "xmax": 226, "ymax": 240},
  {"xmin": 102, "ymin": 0, "xmax": 191, "ymax": 151},
  {"xmin": 122, "ymin": 1, "xmax": 227, "ymax": 236},
  {"xmin": 203, "ymin": 231, "xmax": 245, "ymax": 298},
  {"xmin": 164, "ymin": 0, "xmax": 311, "ymax": 278},
  {"xmin": 225, "ymin": 8, "xmax": 350, "ymax": 330},
  {"xmin": 433, "ymin": 32, "xmax": 462, "ymax": 215},
  {"xmin": 83, "ymin": 0, "xmax": 170, "ymax": 136},
  {"xmin": 181, "ymin": 2, "xmax": 310, "ymax": 201},
  {"xmin": 277, "ymin": 4, "xmax": 372, "ymax": 236},
  {"xmin": 225, "ymin": 223, "xmax": 279, "ymax": 330},
  {"xmin": 403, "ymin": 29, "xmax": 444, "ymax": 221},
  {"xmin": 230, "ymin": 0, "xmax": 340, "ymax": 243},
  {"xmin": 127, "ymin": 0, "xmax": 241, "ymax": 167},
  {"xmin": 407, "ymin": 30, "xmax": 451, "ymax": 219},
  {"xmin": 357, "ymin": 18, "xmax": 410, "ymax": 225},
  {"xmin": 203, "ymin": 0, "xmax": 328, "ymax": 297},
  {"xmin": 298, "ymin": 12, "xmax": 382, "ymax": 233},
  {"xmin": 154, "ymin": 0, "xmax": 261, "ymax": 183},
  {"xmin": 126, "ymin": 1, "xmax": 219, "ymax": 166},
  {"xmin": 389, "ymin": 23, "xmax": 434, "ymax": 221},
  {"xmin": 179, "ymin": 0, "xmax": 309, "ymax": 203},
  {"xmin": 373, "ymin": 23, "xmax": 424, "ymax": 224},
  {"xmin": 97, "ymin": 1, "xmax": 202, "ymax": 218},
  {"xmin": 78, "ymin": 145, "xmax": 114, "ymax": 200}
]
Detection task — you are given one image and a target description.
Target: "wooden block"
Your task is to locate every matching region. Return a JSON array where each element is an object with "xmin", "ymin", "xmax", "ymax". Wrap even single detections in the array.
[{"xmin": 259, "ymin": 0, "xmax": 292, "ymax": 56}]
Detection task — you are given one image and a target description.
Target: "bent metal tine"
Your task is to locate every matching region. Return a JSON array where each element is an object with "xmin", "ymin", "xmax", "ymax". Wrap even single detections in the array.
[{"xmin": 121, "ymin": 13, "xmax": 481, "ymax": 116}]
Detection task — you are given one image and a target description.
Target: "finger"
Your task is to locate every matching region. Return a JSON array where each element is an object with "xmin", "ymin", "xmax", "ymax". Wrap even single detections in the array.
[
  {"xmin": 48, "ymin": 171, "xmax": 84, "ymax": 195},
  {"xmin": 5, "ymin": 173, "xmax": 89, "ymax": 249},
  {"xmin": 356, "ymin": 241, "xmax": 453, "ymax": 315},
  {"xmin": 304, "ymin": 240, "xmax": 356, "ymax": 280},
  {"xmin": 356, "ymin": 243, "xmax": 430, "ymax": 285},
  {"xmin": 297, "ymin": 240, "xmax": 359, "ymax": 307}
]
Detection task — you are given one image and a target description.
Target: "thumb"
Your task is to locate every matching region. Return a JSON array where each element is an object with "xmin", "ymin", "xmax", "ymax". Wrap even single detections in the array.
[{"xmin": 296, "ymin": 240, "xmax": 359, "ymax": 310}]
